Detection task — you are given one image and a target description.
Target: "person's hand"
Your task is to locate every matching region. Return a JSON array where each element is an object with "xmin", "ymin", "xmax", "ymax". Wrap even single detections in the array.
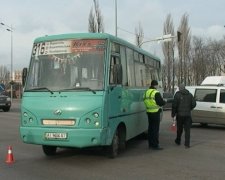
[{"xmin": 173, "ymin": 117, "xmax": 176, "ymax": 123}]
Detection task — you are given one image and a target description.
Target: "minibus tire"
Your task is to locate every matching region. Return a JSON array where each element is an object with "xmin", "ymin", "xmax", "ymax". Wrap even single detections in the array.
[
  {"xmin": 107, "ymin": 129, "xmax": 119, "ymax": 159},
  {"xmin": 42, "ymin": 145, "xmax": 57, "ymax": 156},
  {"xmin": 118, "ymin": 126, "xmax": 126, "ymax": 151}
]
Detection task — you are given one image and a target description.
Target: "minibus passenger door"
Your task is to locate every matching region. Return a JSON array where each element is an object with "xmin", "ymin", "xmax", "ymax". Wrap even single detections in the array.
[{"xmin": 108, "ymin": 56, "xmax": 123, "ymax": 117}]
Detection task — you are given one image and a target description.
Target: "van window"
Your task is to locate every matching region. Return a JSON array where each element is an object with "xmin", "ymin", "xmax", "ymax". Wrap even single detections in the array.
[
  {"xmin": 220, "ymin": 89, "xmax": 225, "ymax": 103},
  {"xmin": 195, "ymin": 89, "xmax": 217, "ymax": 102}
]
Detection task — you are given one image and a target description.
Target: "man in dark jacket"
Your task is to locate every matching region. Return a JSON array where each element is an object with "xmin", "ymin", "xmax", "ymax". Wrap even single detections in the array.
[
  {"xmin": 143, "ymin": 80, "xmax": 166, "ymax": 150},
  {"xmin": 171, "ymin": 83, "xmax": 196, "ymax": 148}
]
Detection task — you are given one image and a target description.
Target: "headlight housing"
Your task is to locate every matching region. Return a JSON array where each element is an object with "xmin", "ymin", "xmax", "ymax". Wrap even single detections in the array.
[{"xmin": 80, "ymin": 109, "xmax": 102, "ymax": 128}]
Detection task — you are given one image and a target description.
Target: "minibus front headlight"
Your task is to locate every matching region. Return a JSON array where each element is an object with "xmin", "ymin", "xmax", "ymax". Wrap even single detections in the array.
[
  {"xmin": 23, "ymin": 112, "xmax": 28, "ymax": 117},
  {"xmin": 93, "ymin": 112, "xmax": 99, "ymax": 118},
  {"xmin": 94, "ymin": 121, "xmax": 100, "ymax": 127},
  {"xmin": 22, "ymin": 111, "xmax": 37, "ymax": 125},
  {"xmin": 29, "ymin": 117, "xmax": 33, "ymax": 123},
  {"xmin": 85, "ymin": 118, "xmax": 91, "ymax": 124}
]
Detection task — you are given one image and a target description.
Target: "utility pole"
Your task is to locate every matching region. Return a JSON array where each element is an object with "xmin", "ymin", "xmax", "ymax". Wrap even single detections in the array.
[
  {"xmin": 172, "ymin": 31, "xmax": 182, "ymax": 93},
  {"xmin": 115, "ymin": 0, "xmax": 117, "ymax": 37}
]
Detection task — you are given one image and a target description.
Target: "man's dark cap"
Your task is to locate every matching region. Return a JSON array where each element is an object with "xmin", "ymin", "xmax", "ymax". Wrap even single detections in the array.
[{"xmin": 151, "ymin": 80, "xmax": 158, "ymax": 86}]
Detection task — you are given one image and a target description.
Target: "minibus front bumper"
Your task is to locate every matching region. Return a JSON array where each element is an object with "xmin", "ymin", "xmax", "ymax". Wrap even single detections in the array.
[{"xmin": 20, "ymin": 127, "xmax": 108, "ymax": 148}]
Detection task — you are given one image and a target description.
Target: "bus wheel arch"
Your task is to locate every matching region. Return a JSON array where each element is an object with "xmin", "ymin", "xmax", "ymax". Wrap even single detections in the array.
[
  {"xmin": 107, "ymin": 123, "xmax": 126, "ymax": 158},
  {"xmin": 42, "ymin": 145, "xmax": 57, "ymax": 156}
]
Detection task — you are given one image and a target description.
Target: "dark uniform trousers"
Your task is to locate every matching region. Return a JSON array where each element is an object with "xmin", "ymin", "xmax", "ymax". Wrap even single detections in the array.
[
  {"xmin": 176, "ymin": 116, "xmax": 192, "ymax": 146},
  {"xmin": 147, "ymin": 111, "xmax": 160, "ymax": 148}
]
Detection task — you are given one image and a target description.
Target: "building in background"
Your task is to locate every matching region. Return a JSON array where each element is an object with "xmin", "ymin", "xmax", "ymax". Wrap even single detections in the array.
[{"xmin": 13, "ymin": 70, "xmax": 22, "ymax": 98}]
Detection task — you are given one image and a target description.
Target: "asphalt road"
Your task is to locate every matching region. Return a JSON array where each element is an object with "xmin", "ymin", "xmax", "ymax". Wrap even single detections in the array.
[{"xmin": 0, "ymin": 100, "xmax": 225, "ymax": 180}]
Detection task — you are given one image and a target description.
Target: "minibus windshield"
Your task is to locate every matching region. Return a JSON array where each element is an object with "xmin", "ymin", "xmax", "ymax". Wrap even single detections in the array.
[{"xmin": 25, "ymin": 39, "xmax": 105, "ymax": 92}]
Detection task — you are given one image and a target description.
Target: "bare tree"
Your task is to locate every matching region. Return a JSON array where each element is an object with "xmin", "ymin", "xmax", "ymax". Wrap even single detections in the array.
[
  {"xmin": 221, "ymin": 37, "xmax": 225, "ymax": 59},
  {"xmin": 177, "ymin": 13, "xmax": 191, "ymax": 85},
  {"xmin": 220, "ymin": 38, "xmax": 225, "ymax": 73},
  {"xmin": 88, "ymin": 8, "xmax": 97, "ymax": 33},
  {"xmin": 135, "ymin": 22, "xmax": 144, "ymax": 47},
  {"xmin": 206, "ymin": 40, "xmax": 224, "ymax": 75},
  {"xmin": 88, "ymin": 0, "xmax": 104, "ymax": 33},
  {"xmin": 162, "ymin": 14, "xmax": 175, "ymax": 92},
  {"xmin": 161, "ymin": 64, "xmax": 167, "ymax": 91},
  {"xmin": 191, "ymin": 37, "xmax": 207, "ymax": 85},
  {"xmin": 161, "ymin": 15, "xmax": 225, "ymax": 87},
  {"xmin": 191, "ymin": 37, "xmax": 225, "ymax": 85}
]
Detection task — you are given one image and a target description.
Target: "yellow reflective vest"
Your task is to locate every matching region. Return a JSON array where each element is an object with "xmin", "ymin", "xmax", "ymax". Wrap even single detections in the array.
[{"xmin": 143, "ymin": 89, "xmax": 160, "ymax": 113}]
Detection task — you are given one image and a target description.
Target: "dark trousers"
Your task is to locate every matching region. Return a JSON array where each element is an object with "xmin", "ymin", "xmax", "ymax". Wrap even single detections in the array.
[
  {"xmin": 147, "ymin": 112, "xmax": 160, "ymax": 148},
  {"xmin": 176, "ymin": 116, "xmax": 192, "ymax": 146}
]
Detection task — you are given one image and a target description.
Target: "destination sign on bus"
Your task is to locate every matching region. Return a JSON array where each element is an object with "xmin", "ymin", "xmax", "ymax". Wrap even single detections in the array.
[
  {"xmin": 71, "ymin": 40, "xmax": 105, "ymax": 52},
  {"xmin": 32, "ymin": 39, "xmax": 105, "ymax": 56}
]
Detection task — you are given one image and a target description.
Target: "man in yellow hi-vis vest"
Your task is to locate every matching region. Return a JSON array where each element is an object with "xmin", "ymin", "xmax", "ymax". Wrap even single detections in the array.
[{"xmin": 143, "ymin": 80, "xmax": 166, "ymax": 150}]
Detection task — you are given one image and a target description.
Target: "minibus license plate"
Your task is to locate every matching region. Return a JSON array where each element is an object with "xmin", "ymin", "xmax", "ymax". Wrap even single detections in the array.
[{"xmin": 45, "ymin": 132, "xmax": 67, "ymax": 139}]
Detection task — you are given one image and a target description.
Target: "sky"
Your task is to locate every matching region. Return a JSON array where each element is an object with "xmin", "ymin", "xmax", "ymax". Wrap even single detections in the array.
[{"xmin": 0, "ymin": 0, "xmax": 225, "ymax": 71}]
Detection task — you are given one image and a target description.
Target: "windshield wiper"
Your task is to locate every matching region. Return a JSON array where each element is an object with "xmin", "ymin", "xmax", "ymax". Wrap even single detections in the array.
[
  {"xmin": 59, "ymin": 87, "xmax": 96, "ymax": 94},
  {"xmin": 25, "ymin": 87, "xmax": 54, "ymax": 94}
]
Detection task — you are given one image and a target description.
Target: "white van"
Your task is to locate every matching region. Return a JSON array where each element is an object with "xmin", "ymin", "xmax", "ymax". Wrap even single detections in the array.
[{"xmin": 185, "ymin": 76, "xmax": 225, "ymax": 126}]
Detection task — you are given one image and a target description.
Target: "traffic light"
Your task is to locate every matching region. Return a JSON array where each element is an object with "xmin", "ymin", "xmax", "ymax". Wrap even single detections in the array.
[{"xmin": 177, "ymin": 31, "xmax": 182, "ymax": 42}]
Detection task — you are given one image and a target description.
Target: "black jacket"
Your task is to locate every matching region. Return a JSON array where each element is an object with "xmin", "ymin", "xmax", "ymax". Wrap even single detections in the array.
[{"xmin": 172, "ymin": 89, "xmax": 196, "ymax": 117}]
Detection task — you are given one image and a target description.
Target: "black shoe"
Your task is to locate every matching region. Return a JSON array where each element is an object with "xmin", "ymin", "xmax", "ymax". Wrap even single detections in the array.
[
  {"xmin": 175, "ymin": 139, "xmax": 180, "ymax": 145},
  {"xmin": 185, "ymin": 145, "xmax": 190, "ymax": 149},
  {"xmin": 152, "ymin": 146, "xmax": 163, "ymax": 150}
]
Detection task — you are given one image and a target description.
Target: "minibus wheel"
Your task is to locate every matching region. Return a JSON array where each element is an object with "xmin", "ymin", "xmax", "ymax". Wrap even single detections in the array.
[
  {"xmin": 107, "ymin": 129, "xmax": 119, "ymax": 158},
  {"xmin": 42, "ymin": 145, "xmax": 57, "ymax": 156},
  {"xmin": 118, "ymin": 125, "xmax": 126, "ymax": 151}
]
